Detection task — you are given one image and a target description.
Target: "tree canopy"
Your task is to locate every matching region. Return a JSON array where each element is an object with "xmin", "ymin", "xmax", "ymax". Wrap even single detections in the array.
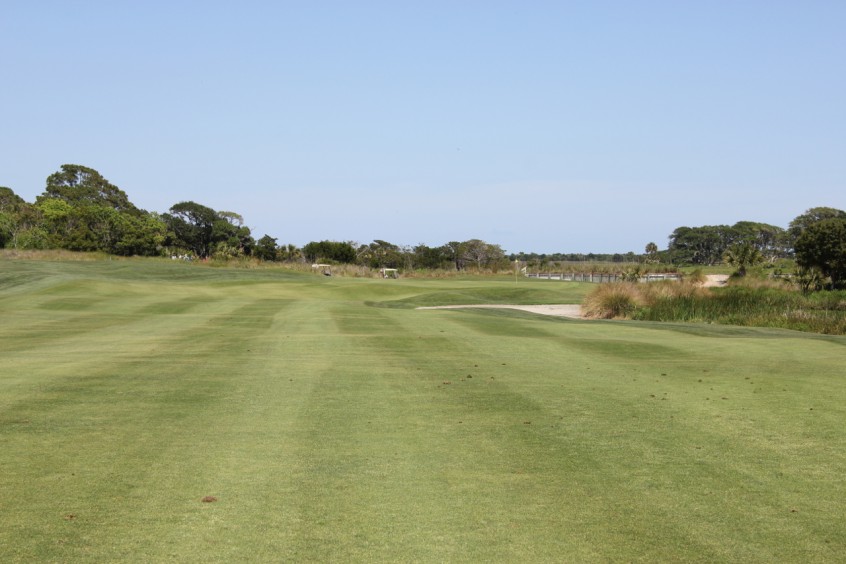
[
  {"xmin": 27, "ymin": 166, "xmax": 165, "ymax": 255},
  {"xmin": 40, "ymin": 164, "xmax": 140, "ymax": 215},
  {"xmin": 667, "ymin": 222, "xmax": 787, "ymax": 266},
  {"xmin": 162, "ymin": 201, "xmax": 254, "ymax": 258},
  {"xmin": 788, "ymin": 207, "xmax": 846, "ymax": 247},
  {"xmin": 302, "ymin": 240, "xmax": 357, "ymax": 264},
  {"xmin": 794, "ymin": 218, "xmax": 846, "ymax": 289}
]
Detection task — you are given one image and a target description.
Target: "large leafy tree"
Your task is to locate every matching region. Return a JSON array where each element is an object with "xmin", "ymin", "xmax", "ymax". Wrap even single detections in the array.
[
  {"xmin": 788, "ymin": 207, "xmax": 846, "ymax": 248},
  {"xmin": 163, "ymin": 201, "xmax": 256, "ymax": 258},
  {"xmin": 462, "ymin": 239, "xmax": 505, "ymax": 269},
  {"xmin": 212, "ymin": 211, "xmax": 254, "ymax": 257},
  {"xmin": 0, "ymin": 188, "xmax": 17, "ymax": 248},
  {"xmin": 443, "ymin": 241, "xmax": 467, "ymax": 270},
  {"xmin": 0, "ymin": 186, "xmax": 26, "ymax": 210},
  {"xmin": 163, "ymin": 201, "xmax": 218, "ymax": 257},
  {"xmin": 794, "ymin": 218, "xmax": 846, "ymax": 289},
  {"xmin": 115, "ymin": 213, "xmax": 168, "ymax": 256},
  {"xmin": 668, "ymin": 226, "xmax": 731, "ymax": 265},
  {"xmin": 731, "ymin": 221, "xmax": 788, "ymax": 262},
  {"xmin": 40, "ymin": 164, "xmax": 140, "ymax": 215},
  {"xmin": 34, "ymin": 165, "xmax": 163, "ymax": 255},
  {"xmin": 0, "ymin": 187, "xmax": 42, "ymax": 249},
  {"xmin": 302, "ymin": 240, "xmax": 356, "ymax": 263},
  {"xmin": 254, "ymin": 235, "xmax": 279, "ymax": 261},
  {"xmin": 412, "ymin": 244, "xmax": 451, "ymax": 269},
  {"xmin": 357, "ymin": 240, "xmax": 404, "ymax": 269},
  {"xmin": 667, "ymin": 222, "xmax": 787, "ymax": 266}
]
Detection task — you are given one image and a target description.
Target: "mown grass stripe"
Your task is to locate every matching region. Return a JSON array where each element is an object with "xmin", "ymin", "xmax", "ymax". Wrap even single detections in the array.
[{"xmin": 1, "ymin": 259, "xmax": 844, "ymax": 562}]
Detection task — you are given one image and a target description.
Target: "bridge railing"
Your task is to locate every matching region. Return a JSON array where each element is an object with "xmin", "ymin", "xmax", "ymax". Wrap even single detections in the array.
[{"xmin": 525, "ymin": 272, "xmax": 682, "ymax": 283}]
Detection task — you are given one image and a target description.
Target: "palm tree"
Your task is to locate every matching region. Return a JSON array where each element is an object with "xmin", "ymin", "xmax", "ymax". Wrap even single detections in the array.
[
  {"xmin": 644, "ymin": 242, "xmax": 659, "ymax": 263},
  {"xmin": 723, "ymin": 243, "xmax": 762, "ymax": 277}
]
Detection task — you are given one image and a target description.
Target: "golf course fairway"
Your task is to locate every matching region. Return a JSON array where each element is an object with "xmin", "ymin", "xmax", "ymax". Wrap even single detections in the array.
[{"xmin": 1, "ymin": 259, "xmax": 844, "ymax": 562}]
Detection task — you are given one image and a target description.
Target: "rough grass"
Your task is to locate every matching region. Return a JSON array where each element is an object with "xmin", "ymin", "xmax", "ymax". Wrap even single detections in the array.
[
  {"xmin": 584, "ymin": 279, "xmax": 846, "ymax": 334},
  {"xmin": 1, "ymin": 258, "xmax": 845, "ymax": 562},
  {"xmin": 582, "ymin": 282, "xmax": 643, "ymax": 318}
]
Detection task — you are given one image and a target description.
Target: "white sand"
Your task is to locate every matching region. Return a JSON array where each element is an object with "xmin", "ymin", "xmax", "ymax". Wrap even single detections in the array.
[
  {"xmin": 417, "ymin": 304, "xmax": 583, "ymax": 318},
  {"xmin": 418, "ymin": 275, "xmax": 728, "ymax": 319},
  {"xmin": 702, "ymin": 274, "xmax": 730, "ymax": 287}
]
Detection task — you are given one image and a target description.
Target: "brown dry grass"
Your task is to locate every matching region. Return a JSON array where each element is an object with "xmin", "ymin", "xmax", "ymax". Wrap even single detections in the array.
[
  {"xmin": 583, "ymin": 281, "xmax": 708, "ymax": 319},
  {"xmin": 0, "ymin": 249, "xmax": 109, "ymax": 261}
]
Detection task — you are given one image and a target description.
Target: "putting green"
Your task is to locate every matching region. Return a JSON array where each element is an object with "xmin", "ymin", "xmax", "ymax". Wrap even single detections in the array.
[{"xmin": 1, "ymin": 259, "xmax": 844, "ymax": 562}]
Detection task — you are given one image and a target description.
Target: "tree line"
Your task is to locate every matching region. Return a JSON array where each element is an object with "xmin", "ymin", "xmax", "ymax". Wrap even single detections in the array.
[
  {"xmin": 656, "ymin": 207, "xmax": 845, "ymax": 288},
  {"xmin": 0, "ymin": 164, "xmax": 506, "ymax": 270},
  {"xmin": 2, "ymin": 164, "xmax": 844, "ymax": 287}
]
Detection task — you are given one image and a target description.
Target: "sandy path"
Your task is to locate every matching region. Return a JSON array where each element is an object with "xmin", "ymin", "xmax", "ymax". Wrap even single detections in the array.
[
  {"xmin": 703, "ymin": 274, "xmax": 730, "ymax": 287},
  {"xmin": 417, "ymin": 304, "xmax": 583, "ymax": 318}
]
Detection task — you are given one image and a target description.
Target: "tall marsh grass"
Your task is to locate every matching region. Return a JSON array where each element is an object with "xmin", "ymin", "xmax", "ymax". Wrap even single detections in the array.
[
  {"xmin": 583, "ymin": 281, "xmax": 708, "ymax": 319},
  {"xmin": 584, "ymin": 280, "xmax": 846, "ymax": 334},
  {"xmin": 582, "ymin": 283, "xmax": 643, "ymax": 319}
]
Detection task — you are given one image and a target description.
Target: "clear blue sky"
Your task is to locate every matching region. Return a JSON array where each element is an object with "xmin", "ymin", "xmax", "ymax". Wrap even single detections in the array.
[{"xmin": 2, "ymin": 1, "xmax": 844, "ymax": 254}]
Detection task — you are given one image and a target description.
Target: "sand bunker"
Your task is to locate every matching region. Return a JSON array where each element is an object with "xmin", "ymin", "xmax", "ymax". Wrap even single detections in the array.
[
  {"xmin": 418, "ymin": 275, "xmax": 730, "ymax": 319},
  {"xmin": 417, "ymin": 304, "xmax": 583, "ymax": 318}
]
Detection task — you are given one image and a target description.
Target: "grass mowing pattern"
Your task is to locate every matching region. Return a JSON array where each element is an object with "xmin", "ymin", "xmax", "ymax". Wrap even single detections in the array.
[{"xmin": 1, "ymin": 260, "xmax": 845, "ymax": 561}]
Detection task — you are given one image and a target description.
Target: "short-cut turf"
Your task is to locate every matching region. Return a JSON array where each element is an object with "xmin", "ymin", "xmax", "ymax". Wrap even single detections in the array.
[{"xmin": 1, "ymin": 259, "xmax": 844, "ymax": 562}]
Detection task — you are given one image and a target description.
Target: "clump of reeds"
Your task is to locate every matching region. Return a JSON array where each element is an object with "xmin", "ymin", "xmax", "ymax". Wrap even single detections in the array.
[
  {"xmin": 584, "ymin": 277, "xmax": 846, "ymax": 334},
  {"xmin": 582, "ymin": 282, "xmax": 643, "ymax": 319},
  {"xmin": 634, "ymin": 281, "xmax": 709, "ymax": 321},
  {"xmin": 583, "ymin": 280, "xmax": 708, "ymax": 320}
]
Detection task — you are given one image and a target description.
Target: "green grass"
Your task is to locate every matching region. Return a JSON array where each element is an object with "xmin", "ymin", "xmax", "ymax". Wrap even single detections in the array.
[
  {"xmin": 635, "ymin": 283, "xmax": 846, "ymax": 334},
  {"xmin": 1, "ymin": 259, "xmax": 845, "ymax": 562}
]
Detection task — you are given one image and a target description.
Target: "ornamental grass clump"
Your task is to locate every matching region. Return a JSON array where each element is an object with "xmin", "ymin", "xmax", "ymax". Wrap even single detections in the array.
[
  {"xmin": 583, "ymin": 280, "xmax": 708, "ymax": 320},
  {"xmin": 582, "ymin": 282, "xmax": 642, "ymax": 319}
]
